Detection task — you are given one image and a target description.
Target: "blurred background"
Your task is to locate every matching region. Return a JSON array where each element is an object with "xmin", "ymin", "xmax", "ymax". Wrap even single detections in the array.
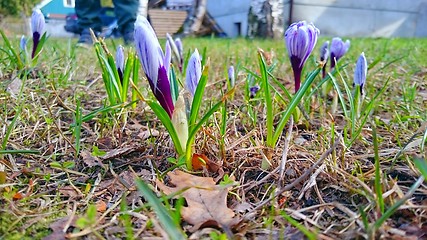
[{"xmin": 1, "ymin": 0, "xmax": 426, "ymax": 38}]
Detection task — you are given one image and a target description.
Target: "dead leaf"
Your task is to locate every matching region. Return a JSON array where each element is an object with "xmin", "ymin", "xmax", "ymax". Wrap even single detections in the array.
[
  {"xmin": 0, "ymin": 171, "xmax": 6, "ymax": 184},
  {"xmin": 80, "ymin": 150, "xmax": 103, "ymax": 167},
  {"xmin": 12, "ymin": 192, "xmax": 24, "ymax": 200},
  {"xmin": 191, "ymin": 153, "xmax": 221, "ymax": 173},
  {"xmin": 6, "ymin": 76, "xmax": 22, "ymax": 98},
  {"xmin": 43, "ymin": 216, "xmax": 77, "ymax": 240},
  {"xmin": 96, "ymin": 200, "xmax": 107, "ymax": 212},
  {"xmin": 58, "ymin": 186, "xmax": 80, "ymax": 198},
  {"xmin": 137, "ymin": 128, "xmax": 160, "ymax": 140},
  {"xmin": 101, "ymin": 146, "xmax": 138, "ymax": 160},
  {"xmin": 157, "ymin": 170, "xmax": 238, "ymax": 232},
  {"xmin": 192, "ymin": 153, "xmax": 208, "ymax": 170}
]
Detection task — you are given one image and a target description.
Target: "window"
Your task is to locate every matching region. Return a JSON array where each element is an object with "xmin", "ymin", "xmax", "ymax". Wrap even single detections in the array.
[{"xmin": 63, "ymin": 0, "xmax": 75, "ymax": 8}]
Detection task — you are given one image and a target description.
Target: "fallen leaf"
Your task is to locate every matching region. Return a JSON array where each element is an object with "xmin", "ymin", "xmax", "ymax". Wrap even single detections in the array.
[
  {"xmin": 6, "ymin": 76, "xmax": 22, "ymax": 98},
  {"xmin": 157, "ymin": 170, "xmax": 238, "ymax": 232},
  {"xmin": 58, "ymin": 186, "xmax": 80, "ymax": 198},
  {"xmin": 12, "ymin": 192, "xmax": 24, "ymax": 200},
  {"xmin": 137, "ymin": 128, "xmax": 160, "ymax": 140},
  {"xmin": 43, "ymin": 216, "xmax": 77, "ymax": 240},
  {"xmin": 80, "ymin": 150, "xmax": 103, "ymax": 167},
  {"xmin": 0, "ymin": 171, "xmax": 6, "ymax": 184},
  {"xmin": 101, "ymin": 146, "xmax": 137, "ymax": 160},
  {"xmin": 96, "ymin": 200, "xmax": 107, "ymax": 212},
  {"xmin": 192, "ymin": 153, "xmax": 208, "ymax": 170},
  {"xmin": 191, "ymin": 153, "xmax": 221, "ymax": 173}
]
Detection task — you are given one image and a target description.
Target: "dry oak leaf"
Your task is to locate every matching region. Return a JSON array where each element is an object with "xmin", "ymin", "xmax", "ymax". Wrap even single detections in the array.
[{"xmin": 156, "ymin": 170, "xmax": 238, "ymax": 232}]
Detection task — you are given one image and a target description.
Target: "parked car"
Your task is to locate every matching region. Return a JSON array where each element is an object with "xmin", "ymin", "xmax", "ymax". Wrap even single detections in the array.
[{"xmin": 64, "ymin": 7, "xmax": 121, "ymax": 38}]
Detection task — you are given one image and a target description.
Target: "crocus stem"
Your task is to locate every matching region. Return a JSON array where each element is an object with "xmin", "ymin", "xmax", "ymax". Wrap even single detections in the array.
[
  {"xmin": 293, "ymin": 68, "xmax": 301, "ymax": 93},
  {"xmin": 322, "ymin": 65, "xmax": 326, "ymax": 79}
]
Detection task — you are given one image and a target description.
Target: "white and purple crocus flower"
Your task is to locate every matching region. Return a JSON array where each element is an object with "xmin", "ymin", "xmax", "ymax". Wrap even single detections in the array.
[
  {"xmin": 175, "ymin": 38, "xmax": 184, "ymax": 72},
  {"xmin": 30, "ymin": 9, "xmax": 45, "ymax": 59},
  {"xmin": 185, "ymin": 49, "xmax": 202, "ymax": 96},
  {"xmin": 354, "ymin": 52, "xmax": 367, "ymax": 95},
  {"xmin": 330, "ymin": 37, "xmax": 350, "ymax": 70},
  {"xmin": 116, "ymin": 45, "xmax": 125, "ymax": 82},
  {"xmin": 285, "ymin": 21, "xmax": 319, "ymax": 93},
  {"xmin": 134, "ymin": 16, "xmax": 175, "ymax": 118},
  {"xmin": 319, "ymin": 41, "xmax": 329, "ymax": 78}
]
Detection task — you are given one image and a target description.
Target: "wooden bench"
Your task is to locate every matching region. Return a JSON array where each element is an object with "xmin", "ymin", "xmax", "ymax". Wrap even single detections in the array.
[{"xmin": 148, "ymin": 9, "xmax": 187, "ymax": 38}]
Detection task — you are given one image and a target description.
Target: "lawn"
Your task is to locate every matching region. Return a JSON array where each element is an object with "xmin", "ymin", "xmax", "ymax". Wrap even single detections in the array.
[{"xmin": 1, "ymin": 26, "xmax": 427, "ymax": 239}]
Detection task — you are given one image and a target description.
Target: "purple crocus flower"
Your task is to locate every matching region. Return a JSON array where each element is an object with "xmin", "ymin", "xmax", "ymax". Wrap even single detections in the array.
[
  {"xmin": 330, "ymin": 37, "xmax": 350, "ymax": 70},
  {"xmin": 285, "ymin": 21, "xmax": 319, "ymax": 93},
  {"xmin": 116, "ymin": 45, "xmax": 124, "ymax": 82},
  {"xmin": 320, "ymin": 41, "xmax": 329, "ymax": 78},
  {"xmin": 30, "ymin": 9, "xmax": 45, "ymax": 59},
  {"xmin": 228, "ymin": 65, "xmax": 235, "ymax": 88},
  {"xmin": 249, "ymin": 85, "xmax": 260, "ymax": 98},
  {"xmin": 175, "ymin": 38, "xmax": 183, "ymax": 72},
  {"xmin": 185, "ymin": 49, "xmax": 202, "ymax": 96},
  {"xmin": 354, "ymin": 52, "xmax": 367, "ymax": 95},
  {"xmin": 134, "ymin": 16, "xmax": 174, "ymax": 118}
]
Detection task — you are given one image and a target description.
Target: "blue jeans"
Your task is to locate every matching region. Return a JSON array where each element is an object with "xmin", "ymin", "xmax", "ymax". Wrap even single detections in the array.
[{"xmin": 75, "ymin": 0, "xmax": 139, "ymax": 35}]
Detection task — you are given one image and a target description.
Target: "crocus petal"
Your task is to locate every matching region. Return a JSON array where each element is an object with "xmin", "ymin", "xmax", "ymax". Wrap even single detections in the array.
[
  {"xmin": 175, "ymin": 38, "xmax": 183, "ymax": 58},
  {"xmin": 20, "ymin": 35, "xmax": 27, "ymax": 52},
  {"xmin": 31, "ymin": 9, "xmax": 45, "ymax": 36},
  {"xmin": 134, "ymin": 16, "xmax": 174, "ymax": 117},
  {"xmin": 116, "ymin": 45, "xmax": 124, "ymax": 81},
  {"xmin": 185, "ymin": 49, "xmax": 202, "ymax": 96},
  {"xmin": 164, "ymin": 40, "xmax": 171, "ymax": 75},
  {"xmin": 31, "ymin": 9, "xmax": 45, "ymax": 59},
  {"xmin": 175, "ymin": 38, "xmax": 183, "ymax": 72},
  {"xmin": 354, "ymin": 52, "xmax": 367, "ymax": 89},
  {"xmin": 330, "ymin": 37, "xmax": 351, "ymax": 69},
  {"xmin": 134, "ymin": 15, "xmax": 164, "ymax": 91},
  {"xmin": 320, "ymin": 41, "xmax": 329, "ymax": 62},
  {"xmin": 154, "ymin": 66, "xmax": 175, "ymax": 117},
  {"xmin": 228, "ymin": 66, "xmax": 235, "ymax": 88},
  {"xmin": 249, "ymin": 85, "xmax": 260, "ymax": 98}
]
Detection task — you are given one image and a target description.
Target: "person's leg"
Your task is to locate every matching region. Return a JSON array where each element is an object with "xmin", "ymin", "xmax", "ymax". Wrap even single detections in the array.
[
  {"xmin": 75, "ymin": 0, "xmax": 103, "ymax": 33},
  {"xmin": 112, "ymin": 0, "xmax": 139, "ymax": 43}
]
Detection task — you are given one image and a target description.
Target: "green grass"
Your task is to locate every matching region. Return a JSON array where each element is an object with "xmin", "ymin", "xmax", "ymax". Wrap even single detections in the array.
[{"xmin": 0, "ymin": 35, "xmax": 426, "ymax": 239}]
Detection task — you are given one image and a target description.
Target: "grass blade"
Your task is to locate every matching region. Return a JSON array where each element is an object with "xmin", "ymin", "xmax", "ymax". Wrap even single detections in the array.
[{"xmin": 135, "ymin": 179, "xmax": 186, "ymax": 240}]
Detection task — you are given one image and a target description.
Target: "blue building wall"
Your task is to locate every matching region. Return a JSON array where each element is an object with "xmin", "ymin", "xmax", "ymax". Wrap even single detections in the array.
[
  {"xmin": 40, "ymin": 0, "xmax": 75, "ymax": 18},
  {"xmin": 207, "ymin": 0, "xmax": 252, "ymax": 37}
]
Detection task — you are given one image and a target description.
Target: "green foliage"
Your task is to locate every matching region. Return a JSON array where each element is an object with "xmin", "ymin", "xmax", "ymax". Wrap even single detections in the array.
[
  {"xmin": 0, "ymin": 0, "xmax": 38, "ymax": 16},
  {"xmin": 136, "ymin": 179, "xmax": 187, "ymax": 239}
]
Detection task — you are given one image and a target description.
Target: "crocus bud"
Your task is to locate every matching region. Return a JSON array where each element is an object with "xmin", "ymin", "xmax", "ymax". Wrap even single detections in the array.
[
  {"xmin": 31, "ymin": 9, "xmax": 45, "ymax": 59},
  {"xmin": 20, "ymin": 35, "xmax": 27, "ymax": 52},
  {"xmin": 228, "ymin": 66, "xmax": 235, "ymax": 88},
  {"xmin": 171, "ymin": 95, "xmax": 188, "ymax": 153},
  {"xmin": 354, "ymin": 52, "xmax": 367, "ymax": 95},
  {"xmin": 320, "ymin": 41, "xmax": 329, "ymax": 78},
  {"xmin": 185, "ymin": 49, "xmax": 202, "ymax": 96},
  {"xmin": 330, "ymin": 37, "xmax": 350, "ymax": 70},
  {"xmin": 175, "ymin": 38, "xmax": 183, "ymax": 72},
  {"xmin": 164, "ymin": 40, "xmax": 171, "ymax": 75},
  {"xmin": 135, "ymin": 16, "xmax": 174, "ymax": 118},
  {"xmin": 116, "ymin": 45, "xmax": 124, "ymax": 82},
  {"xmin": 249, "ymin": 85, "xmax": 260, "ymax": 98},
  {"xmin": 284, "ymin": 21, "xmax": 319, "ymax": 93}
]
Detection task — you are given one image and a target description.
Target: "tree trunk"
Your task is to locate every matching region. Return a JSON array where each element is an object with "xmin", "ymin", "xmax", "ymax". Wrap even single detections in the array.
[
  {"xmin": 248, "ymin": 0, "xmax": 284, "ymax": 38},
  {"xmin": 190, "ymin": 0, "xmax": 207, "ymax": 33},
  {"xmin": 183, "ymin": 0, "xmax": 207, "ymax": 36}
]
